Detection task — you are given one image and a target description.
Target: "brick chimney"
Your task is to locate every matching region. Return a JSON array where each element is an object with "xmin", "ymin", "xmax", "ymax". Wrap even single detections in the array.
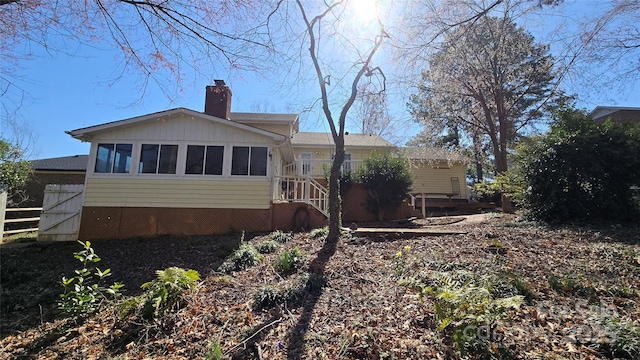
[{"xmin": 204, "ymin": 80, "xmax": 232, "ymax": 119}]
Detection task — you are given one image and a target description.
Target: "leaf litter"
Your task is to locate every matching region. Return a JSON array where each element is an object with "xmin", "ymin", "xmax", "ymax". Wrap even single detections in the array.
[{"xmin": 1, "ymin": 216, "xmax": 639, "ymax": 359}]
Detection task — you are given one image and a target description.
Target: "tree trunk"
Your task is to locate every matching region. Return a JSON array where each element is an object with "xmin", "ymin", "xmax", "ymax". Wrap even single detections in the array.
[{"xmin": 327, "ymin": 137, "xmax": 345, "ymax": 240}]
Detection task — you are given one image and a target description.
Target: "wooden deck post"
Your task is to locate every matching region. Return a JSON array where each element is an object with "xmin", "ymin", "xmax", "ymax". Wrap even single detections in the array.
[{"xmin": 421, "ymin": 193, "xmax": 426, "ymax": 218}]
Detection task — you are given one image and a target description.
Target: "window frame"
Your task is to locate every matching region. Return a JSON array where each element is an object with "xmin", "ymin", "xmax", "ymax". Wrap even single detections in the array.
[
  {"xmin": 94, "ymin": 142, "xmax": 133, "ymax": 174},
  {"xmin": 230, "ymin": 145, "xmax": 269, "ymax": 177},
  {"xmin": 138, "ymin": 143, "xmax": 179, "ymax": 175},
  {"xmin": 184, "ymin": 144, "xmax": 226, "ymax": 176}
]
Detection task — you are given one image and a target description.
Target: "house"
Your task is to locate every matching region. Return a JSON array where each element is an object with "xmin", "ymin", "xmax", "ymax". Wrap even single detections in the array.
[
  {"xmin": 67, "ymin": 80, "xmax": 468, "ymax": 240},
  {"xmin": 18, "ymin": 155, "xmax": 88, "ymax": 208},
  {"xmin": 590, "ymin": 106, "xmax": 640, "ymax": 125}
]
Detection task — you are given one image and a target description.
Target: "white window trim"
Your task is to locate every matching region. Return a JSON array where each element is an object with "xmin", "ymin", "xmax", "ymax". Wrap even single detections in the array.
[{"xmin": 88, "ymin": 140, "xmax": 273, "ymax": 180}]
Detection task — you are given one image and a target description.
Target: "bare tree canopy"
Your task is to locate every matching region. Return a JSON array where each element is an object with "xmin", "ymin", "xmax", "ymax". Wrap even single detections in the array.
[
  {"xmin": 567, "ymin": 0, "xmax": 640, "ymax": 97},
  {"xmin": 0, "ymin": 0, "xmax": 274, "ymax": 113}
]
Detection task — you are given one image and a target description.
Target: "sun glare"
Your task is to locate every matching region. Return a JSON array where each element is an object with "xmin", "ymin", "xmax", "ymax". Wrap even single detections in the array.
[{"xmin": 351, "ymin": 0, "xmax": 378, "ymax": 23}]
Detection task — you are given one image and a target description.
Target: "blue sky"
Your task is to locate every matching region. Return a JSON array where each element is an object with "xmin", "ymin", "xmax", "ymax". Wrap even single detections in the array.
[{"xmin": 3, "ymin": 0, "xmax": 639, "ymax": 160}]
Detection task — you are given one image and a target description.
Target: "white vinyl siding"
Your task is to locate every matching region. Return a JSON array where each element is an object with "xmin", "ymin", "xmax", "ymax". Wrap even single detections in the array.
[
  {"xmin": 83, "ymin": 178, "xmax": 271, "ymax": 209},
  {"xmin": 90, "ymin": 113, "xmax": 273, "ymax": 144}
]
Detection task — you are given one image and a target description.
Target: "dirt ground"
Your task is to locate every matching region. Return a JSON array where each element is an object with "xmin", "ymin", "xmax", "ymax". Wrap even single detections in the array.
[{"xmin": 1, "ymin": 214, "xmax": 639, "ymax": 359}]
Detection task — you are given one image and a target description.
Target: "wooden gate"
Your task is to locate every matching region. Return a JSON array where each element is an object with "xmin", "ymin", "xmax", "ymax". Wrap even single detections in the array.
[{"xmin": 38, "ymin": 184, "xmax": 84, "ymax": 241}]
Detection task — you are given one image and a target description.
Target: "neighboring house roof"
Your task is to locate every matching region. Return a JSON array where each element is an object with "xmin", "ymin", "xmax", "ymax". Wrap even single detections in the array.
[
  {"xmin": 400, "ymin": 147, "xmax": 468, "ymax": 163},
  {"xmin": 31, "ymin": 155, "xmax": 89, "ymax": 171},
  {"xmin": 590, "ymin": 106, "xmax": 640, "ymax": 124},
  {"xmin": 67, "ymin": 108, "xmax": 287, "ymax": 142},
  {"xmin": 290, "ymin": 132, "xmax": 393, "ymax": 148}
]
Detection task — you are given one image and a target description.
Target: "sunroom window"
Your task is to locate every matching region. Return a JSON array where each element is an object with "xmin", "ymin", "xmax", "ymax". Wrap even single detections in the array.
[
  {"xmin": 95, "ymin": 143, "xmax": 132, "ymax": 173},
  {"xmin": 139, "ymin": 144, "xmax": 178, "ymax": 174},
  {"xmin": 185, "ymin": 145, "xmax": 224, "ymax": 175},
  {"xmin": 231, "ymin": 146, "xmax": 267, "ymax": 176}
]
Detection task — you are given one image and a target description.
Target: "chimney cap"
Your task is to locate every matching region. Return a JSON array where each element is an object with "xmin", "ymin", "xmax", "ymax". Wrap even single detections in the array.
[{"xmin": 214, "ymin": 79, "xmax": 226, "ymax": 87}]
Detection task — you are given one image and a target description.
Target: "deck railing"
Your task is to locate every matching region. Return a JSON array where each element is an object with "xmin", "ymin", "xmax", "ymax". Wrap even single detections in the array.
[
  {"xmin": 273, "ymin": 176, "xmax": 329, "ymax": 217},
  {"xmin": 283, "ymin": 159, "xmax": 364, "ymax": 178}
]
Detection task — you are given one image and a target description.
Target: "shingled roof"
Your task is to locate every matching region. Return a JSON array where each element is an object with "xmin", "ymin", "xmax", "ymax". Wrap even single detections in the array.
[
  {"xmin": 290, "ymin": 132, "xmax": 393, "ymax": 148},
  {"xmin": 31, "ymin": 155, "xmax": 88, "ymax": 171}
]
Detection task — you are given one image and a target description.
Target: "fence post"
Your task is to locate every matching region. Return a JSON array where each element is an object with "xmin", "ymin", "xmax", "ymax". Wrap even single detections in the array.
[{"xmin": 1, "ymin": 191, "xmax": 7, "ymax": 241}]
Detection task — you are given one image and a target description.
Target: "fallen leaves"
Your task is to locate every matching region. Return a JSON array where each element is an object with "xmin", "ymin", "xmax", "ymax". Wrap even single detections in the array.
[{"xmin": 1, "ymin": 221, "xmax": 639, "ymax": 359}]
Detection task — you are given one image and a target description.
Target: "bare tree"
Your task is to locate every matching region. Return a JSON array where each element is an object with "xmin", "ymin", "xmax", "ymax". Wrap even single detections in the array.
[
  {"xmin": 293, "ymin": 0, "xmax": 388, "ymax": 239},
  {"xmin": 352, "ymin": 82, "xmax": 396, "ymax": 138},
  {"xmin": 569, "ymin": 0, "xmax": 640, "ymax": 98},
  {"xmin": 0, "ymin": 0, "xmax": 274, "ymax": 113}
]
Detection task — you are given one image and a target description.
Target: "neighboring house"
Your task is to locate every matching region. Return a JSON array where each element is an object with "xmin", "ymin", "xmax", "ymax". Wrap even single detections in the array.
[
  {"xmin": 19, "ymin": 155, "xmax": 88, "ymax": 208},
  {"xmin": 590, "ymin": 106, "xmax": 640, "ymax": 125},
  {"xmin": 67, "ymin": 80, "xmax": 467, "ymax": 240}
]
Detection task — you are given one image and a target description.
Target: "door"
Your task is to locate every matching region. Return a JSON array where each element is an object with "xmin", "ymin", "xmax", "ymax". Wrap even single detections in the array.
[{"xmin": 299, "ymin": 152, "xmax": 313, "ymax": 176}]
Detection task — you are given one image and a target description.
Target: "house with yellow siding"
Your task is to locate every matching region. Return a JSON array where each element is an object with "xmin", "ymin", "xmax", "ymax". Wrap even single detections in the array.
[{"xmin": 68, "ymin": 81, "xmax": 468, "ymax": 240}]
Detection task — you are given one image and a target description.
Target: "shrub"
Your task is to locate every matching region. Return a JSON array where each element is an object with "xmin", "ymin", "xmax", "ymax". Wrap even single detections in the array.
[
  {"xmin": 356, "ymin": 151, "xmax": 413, "ymax": 221},
  {"xmin": 515, "ymin": 107, "xmax": 640, "ymax": 223},
  {"xmin": 599, "ymin": 317, "xmax": 640, "ymax": 359},
  {"xmin": 300, "ymin": 272, "xmax": 328, "ymax": 293},
  {"xmin": 400, "ymin": 272, "xmax": 523, "ymax": 357},
  {"xmin": 217, "ymin": 244, "xmax": 262, "ymax": 273},
  {"xmin": 253, "ymin": 285, "xmax": 287, "ymax": 310},
  {"xmin": 309, "ymin": 226, "xmax": 329, "ymax": 239},
  {"xmin": 255, "ymin": 239, "xmax": 280, "ymax": 254},
  {"xmin": 274, "ymin": 248, "xmax": 306, "ymax": 274},
  {"xmin": 270, "ymin": 230, "xmax": 293, "ymax": 243},
  {"xmin": 548, "ymin": 273, "xmax": 597, "ymax": 301},
  {"xmin": 58, "ymin": 241, "xmax": 123, "ymax": 319},
  {"xmin": 253, "ymin": 273, "xmax": 327, "ymax": 310},
  {"xmin": 119, "ymin": 267, "xmax": 200, "ymax": 320}
]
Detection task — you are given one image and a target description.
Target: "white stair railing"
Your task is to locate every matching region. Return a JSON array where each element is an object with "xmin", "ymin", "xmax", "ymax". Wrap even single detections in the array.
[{"xmin": 274, "ymin": 176, "xmax": 329, "ymax": 217}]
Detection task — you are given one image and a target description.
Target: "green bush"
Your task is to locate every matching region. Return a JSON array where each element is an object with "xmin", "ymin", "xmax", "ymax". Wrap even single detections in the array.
[
  {"xmin": 119, "ymin": 267, "xmax": 199, "ymax": 320},
  {"xmin": 599, "ymin": 317, "xmax": 640, "ymax": 359},
  {"xmin": 274, "ymin": 247, "xmax": 306, "ymax": 274},
  {"xmin": 58, "ymin": 241, "xmax": 123, "ymax": 319},
  {"xmin": 356, "ymin": 151, "xmax": 413, "ymax": 221},
  {"xmin": 400, "ymin": 272, "xmax": 523, "ymax": 357},
  {"xmin": 309, "ymin": 226, "xmax": 329, "ymax": 239},
  {"xmin": 252, "ymin": 273, "xmax": 327, "ymax": 310},
  {"xmin": 218, "ymin": 244, "xmax": 262, "ymax": 273},
  {"xmin": 515, "ymin": 107, "xmax": 640, "ymax": 223},
  {"xmin": 255, "ymin": 239, "xmax": 280, "ymax": 254},
  {"xmin": 270, "ymin": 230, "xmax": 293, "ymax": 243},
  {"xmin": 253, "ymin": 285, "xmax": 287, "ymax": 310}
]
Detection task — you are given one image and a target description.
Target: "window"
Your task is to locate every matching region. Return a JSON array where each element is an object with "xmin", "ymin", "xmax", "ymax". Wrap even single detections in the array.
[
  {"xmin": 231, "ymin": 146, "xmax": 268, "ymax": 176},
  {"xmin": 95, "ymin": 143, "xmax": 132, "ymax": 173},
  {"xmin": 299, "ymin": 152, "xmax": 313, "ymax": 176},
  {"xmin": 139, "ymin": 144, "xmax": 178, "ymax": 174},
  {"xmin": 185, "ymin": 145, "xmax": 224, "ymax": 175}
]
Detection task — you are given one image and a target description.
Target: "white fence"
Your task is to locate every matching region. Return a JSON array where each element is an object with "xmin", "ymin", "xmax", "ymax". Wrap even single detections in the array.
[
  {"xmin": 38, "ymin": 184, "xmax": 84, "ymax": 242},
  {"xmin": 1, "ymin": 191, "xmax": 41, "ymax": 241}
]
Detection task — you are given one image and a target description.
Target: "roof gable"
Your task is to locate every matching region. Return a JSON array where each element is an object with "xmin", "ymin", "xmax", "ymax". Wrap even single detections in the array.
[{"xmin": 67, "ymin": 108, "xmax": 286, "ymax": 142}]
